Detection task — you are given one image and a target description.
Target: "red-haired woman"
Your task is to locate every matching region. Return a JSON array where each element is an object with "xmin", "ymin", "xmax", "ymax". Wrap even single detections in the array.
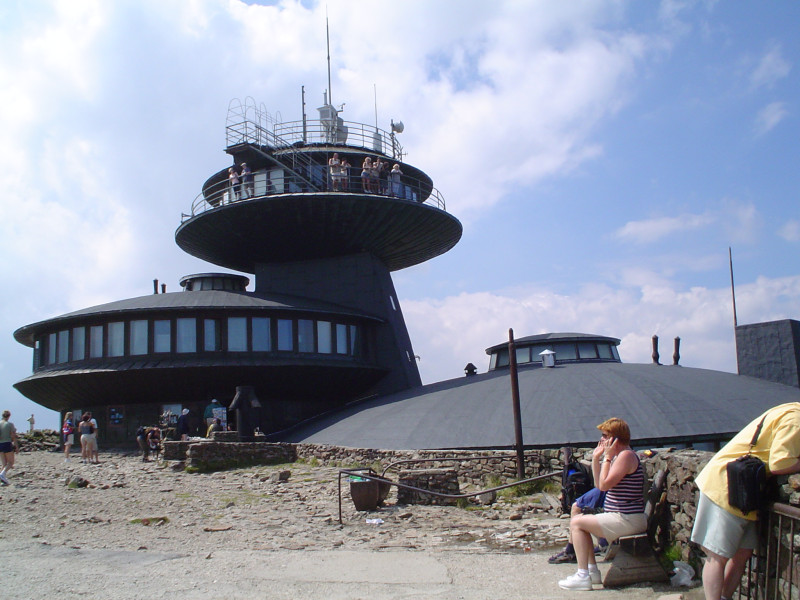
[{"xmin": 557, "ymin": 417, "xmax": 646, "ymax": 591}]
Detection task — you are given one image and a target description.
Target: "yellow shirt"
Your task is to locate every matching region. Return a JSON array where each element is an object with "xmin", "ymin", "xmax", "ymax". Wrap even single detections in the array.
[{"xmin": 695, "ymin": 402, "xmax": 800, "ymax": 521}]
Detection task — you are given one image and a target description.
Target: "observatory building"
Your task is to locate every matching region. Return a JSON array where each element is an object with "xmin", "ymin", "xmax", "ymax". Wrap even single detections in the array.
[{"xmin": 13, "ymin": 96, "xmax": 462, "ymax": 444}]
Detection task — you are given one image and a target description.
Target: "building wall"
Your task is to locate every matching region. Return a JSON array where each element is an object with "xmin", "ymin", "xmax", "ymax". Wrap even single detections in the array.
[
  {"xmin": 736, "ymin": 319, "xmax": 800, "ymax": 388},
  {"xmin": 255, "ymin": 252, "xmax": 422, "ymax": 397}
]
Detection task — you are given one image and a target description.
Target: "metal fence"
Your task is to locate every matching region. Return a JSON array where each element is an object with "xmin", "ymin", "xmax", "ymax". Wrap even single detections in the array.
[{"xmin": 737, "ymin": 503, "xmax": 800, "ymax": 600}]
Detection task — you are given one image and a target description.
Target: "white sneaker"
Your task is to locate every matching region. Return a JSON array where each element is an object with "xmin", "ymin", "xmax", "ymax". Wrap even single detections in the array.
[
  {"xmin": 589, "ymin": 569, "xmax": 602, "ymax": 585},
  {"xmin": 0, "ymin": 473, "xmax": 9, "ymax": 485},
  {"xmin": 558, "ymin": 573, "xmax": 593, "ymax": 591}
]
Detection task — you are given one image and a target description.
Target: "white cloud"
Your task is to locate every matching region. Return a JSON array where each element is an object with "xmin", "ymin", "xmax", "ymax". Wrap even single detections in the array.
[
  {"xmin": 750, "ymin": 42, "xmax": 791, "ymax": 90},
  {"xmin": 614, "ymin": 212, "xmax": 715, "ymax": 243},
  {"xmin": 753, "ymin": 101, "xmax": 788, "ymax": 136},
  {"xmin": 404, "ymin": 274, "xmax": 800, "ymax": 384},
  {"xmin": 778, "ymin": 220, "xmax": 800, "ymax": 243}
]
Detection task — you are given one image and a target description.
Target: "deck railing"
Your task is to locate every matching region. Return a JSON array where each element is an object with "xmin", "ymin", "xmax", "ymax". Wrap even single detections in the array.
[{"xmin": 184, "ymin": 167, "xmax": 446, "ymax": 221}]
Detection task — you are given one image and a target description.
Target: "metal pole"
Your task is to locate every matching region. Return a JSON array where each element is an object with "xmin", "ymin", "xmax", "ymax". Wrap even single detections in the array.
[
  {"xmin": 729, "ymin": 246, "xmax": 738, "ymax": 327},
  {"xmin": 508, "ymin": 328, "xmax": 525, "ymax": 479}
]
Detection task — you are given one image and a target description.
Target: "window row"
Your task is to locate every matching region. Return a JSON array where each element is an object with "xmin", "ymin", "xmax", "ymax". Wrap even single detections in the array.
[
  {"xmin": 490, "ymin": 342, "xmax": 621, "ymax": 370},
  {"xmin": 37, "ymin": 316, "xmax": 364, "ymax": 367}
]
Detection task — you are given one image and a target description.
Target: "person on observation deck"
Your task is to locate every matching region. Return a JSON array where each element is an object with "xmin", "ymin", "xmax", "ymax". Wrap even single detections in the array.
[
  {"xmin": 228, "ymin": 167, "xmax": 241, "ymax": 202},
  {"xmin": 240, "ymin": 162, "xmax": 254, "ymax": 198}
]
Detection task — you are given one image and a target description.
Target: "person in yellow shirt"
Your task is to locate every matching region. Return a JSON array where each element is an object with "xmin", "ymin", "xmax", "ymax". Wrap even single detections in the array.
[{"xmin": 691, "ymin": 402, "xmax": 800, "ymax": 600}]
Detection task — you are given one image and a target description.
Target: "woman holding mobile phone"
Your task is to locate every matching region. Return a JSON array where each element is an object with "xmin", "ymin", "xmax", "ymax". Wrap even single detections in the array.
[{"xmin": 557, "ymin": 417, "xmax": 647, "ymax": 591}]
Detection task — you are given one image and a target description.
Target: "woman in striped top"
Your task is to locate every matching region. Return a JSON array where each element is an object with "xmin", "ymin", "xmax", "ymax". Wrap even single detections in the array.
[{"xmin": 558, "ymin": 417, "xmax": 647, "ymax": 591}]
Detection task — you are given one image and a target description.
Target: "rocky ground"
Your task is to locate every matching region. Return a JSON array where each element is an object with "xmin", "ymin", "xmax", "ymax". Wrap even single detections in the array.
[{"xmin": 1, "ymin": 448, "xmax": 695, "ymax": 599}]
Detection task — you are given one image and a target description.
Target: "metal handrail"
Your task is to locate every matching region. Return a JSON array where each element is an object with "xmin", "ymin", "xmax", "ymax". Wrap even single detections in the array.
[
  {"xmin": 183, "ymin": 167, "xmax": 447, "ymax": 221},
  {"xmin": 337, "ymin": 467, "xmax": 559, "ymax": 524},
  {"xmin": 272, "ymin": 119, "xmax": 404, "ymax": 160}
]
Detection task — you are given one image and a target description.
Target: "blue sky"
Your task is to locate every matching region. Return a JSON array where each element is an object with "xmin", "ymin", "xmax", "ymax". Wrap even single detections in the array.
[{"xmin": 2, "ymin": 0, "xmax": 799, "ymax": 429}]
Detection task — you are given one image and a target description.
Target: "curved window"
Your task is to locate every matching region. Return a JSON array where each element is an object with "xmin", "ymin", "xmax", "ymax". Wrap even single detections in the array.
[
  {"xmin": 227, "ymin": 317, "xmax": 247, "ymax": 352},
  {"xmin": 177, "ymin": 318, "xmax": 196, "ymax": 353},
  {"xmin": 48, "ymin": 333, "xmax": 57, "ymax": 364},
  {"xmin": 154, "ymin": 320, "xmax": 171, "ymax": 353},
  {"xmin": 252, "ymin": 318, "xmax": 270, "ymax": 351},
  {"xmin": 109, "ymin": 322, "xmax": 125, "ymax": 357},
  {"xmin": 298, "ymin": 319, "xmax": 314, "ymax": 353},
  {"xmin": 57, "ymin": 330, "xmax": 69, "ymax": 363},
  {"xmin": 317, "ymin": 321, "xmax": 332, "ymax": 354},
  {"xmin": 204, "ymin": 319, "xmax": 221, "ymax": 351},
  {"xmin": 72, "ymin": 327, "xmax": 85, "ymax": 361},
  {"xmin": 495, "ymin": 348, "xmax": 509, "ymax": 368},
  {"xmin": 553, "ymin": 343, "xmax": 577, "ymax": 361},
  {"xmin": 597, "ymin": 344, "xmax": 613, "ymax": 360},
  {"xmin": 131, "ymin": 320, "xmax": 148, "ymax": 355},
  {"xmin": 90, "ymin": 326, "xmax": 104, "ymax": 358},
  {"xmin": 515, "ymin": 346, "xmax": 530, "ymax": 364},
  {"xmin": 577, "ymin": 342, "xmax": 597, "ymax": 359},
  {"xmin": 336, "ymin": 323, "xmax": 348, "ymax": 354},
  {"xmin": 33, "ymin": 314, "xmax": 367, "ymax": 370},
  {"xmin": 277, "ymin": 319, "xmax": 293, "ymax": 351}
]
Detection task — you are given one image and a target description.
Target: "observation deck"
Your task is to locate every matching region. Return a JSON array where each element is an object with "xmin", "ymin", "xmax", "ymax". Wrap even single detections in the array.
[{"xmin": 176, "ymin": 98, "xmax": 462, "ymax": 274}]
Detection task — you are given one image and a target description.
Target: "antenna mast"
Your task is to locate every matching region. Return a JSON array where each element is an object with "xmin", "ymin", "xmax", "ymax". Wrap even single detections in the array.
[
  {"xmin": 326, "ymin": 12, "xmax": 332, "ymax": 106},
  {"xmin": 729, "ymin": 246, "xmax": 738, "ymax": 327}
]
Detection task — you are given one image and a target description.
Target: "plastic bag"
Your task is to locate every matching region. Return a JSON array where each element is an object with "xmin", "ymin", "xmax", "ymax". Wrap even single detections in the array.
[{"xmin": 670, "ymin": 561, "xmax": 695, "ymax": 587}]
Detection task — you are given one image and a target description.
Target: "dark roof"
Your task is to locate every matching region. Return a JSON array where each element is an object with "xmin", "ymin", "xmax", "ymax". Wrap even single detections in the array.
[
  {"xmin": 13, "ymin": 290, "xmax": 381, "ymax": 346},
  {"xmin": 281, "ymin": 361, "xmax": 800, "ymax": 449},
  {"xmin": 485, "ymin": 332, "xmax": 621, "ymax": 354}
]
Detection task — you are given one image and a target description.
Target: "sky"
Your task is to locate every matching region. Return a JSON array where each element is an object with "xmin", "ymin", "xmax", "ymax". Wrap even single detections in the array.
[{"xmin": 2, "ymin": 0, "xmax": 799, "ymax": 430}]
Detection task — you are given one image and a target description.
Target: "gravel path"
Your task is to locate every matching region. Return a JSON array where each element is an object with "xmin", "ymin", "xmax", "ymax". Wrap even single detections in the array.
[{"xmin": 0, "ymin": 450, "xmax": 691, "ymax": 599}]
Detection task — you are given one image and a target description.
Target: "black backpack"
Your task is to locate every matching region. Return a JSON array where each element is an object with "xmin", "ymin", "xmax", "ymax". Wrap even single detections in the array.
[{"xmin": 561, "ymin": 460, "xmax": 593, "ymax": 513}]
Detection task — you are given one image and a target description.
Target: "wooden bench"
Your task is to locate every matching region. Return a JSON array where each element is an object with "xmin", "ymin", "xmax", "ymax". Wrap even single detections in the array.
[{"xmin": 602, "ymin": 469, "xmax": 670, "ymax": 587}]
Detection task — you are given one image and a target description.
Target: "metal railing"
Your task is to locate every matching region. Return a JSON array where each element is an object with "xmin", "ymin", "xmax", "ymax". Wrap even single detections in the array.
[
  {"xmin": 184, "ymin": 165, "xmax": 447, "ymax": 221},
  {"xmin": 272, "ymin": 119, "xmax": 404, "ymax": 160},
  {"xmin": 737, "ymin": 503, "xmax": 800, "ymax": 600},
  {"xmin": 336, "ymin": 466, "xmax": 558, "ymax": 524}
]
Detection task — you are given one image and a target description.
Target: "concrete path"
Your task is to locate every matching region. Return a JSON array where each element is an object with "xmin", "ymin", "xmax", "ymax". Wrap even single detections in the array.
[{"xmin": 3, "ymin": 539, "xmax": 697, "ymax": 600}]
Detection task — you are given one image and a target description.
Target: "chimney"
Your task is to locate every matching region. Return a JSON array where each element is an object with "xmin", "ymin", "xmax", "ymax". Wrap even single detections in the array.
[
  {"xmin": 673, "ymin": 337, "xmax": 681, "ymax": 366},
  {"xmin": 161, "ymin": 283, "xmax": 166, "ymax": 294},
  {"xmin": 651, "ymin": 335, "xmax": 660, "ymax": 365},
  {"xmin": 153, "ymin": 279, "xmax": 159, "ymax": 294}
]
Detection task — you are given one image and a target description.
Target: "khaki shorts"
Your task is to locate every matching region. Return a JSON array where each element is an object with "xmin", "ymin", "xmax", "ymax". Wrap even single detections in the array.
[
  {"xmin": 82, "ymin": 435, "xmax": 98, "ymax": 452},
  {"xmin": 690, "ymin": 492, "xmax": 757, "ymax": 558},
  {"xmin": 595, "ymin": 511, "xmax": 647, "ymax": 542}
]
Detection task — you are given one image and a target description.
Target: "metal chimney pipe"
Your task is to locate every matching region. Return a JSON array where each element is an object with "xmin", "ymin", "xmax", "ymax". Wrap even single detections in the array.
[
  {"xmin": 673, "ymin": 337, "xmax": 681, "ymax": 366},
  {"xmin": 161, "ymin": 284, "xmax": 166, "ymax": 294},
  {"xmin": 153, "ymin": 279, "xmax": 159, "ymax": 294},
  {"xmin": 652, "ymin": 335, "xmax": 660, "ymax": 365}
]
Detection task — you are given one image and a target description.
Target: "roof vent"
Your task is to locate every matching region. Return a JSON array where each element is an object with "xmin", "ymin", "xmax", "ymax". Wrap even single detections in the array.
[{"xmin": 539, "ymin": 349, "xmax": 556, "ymax": 368}]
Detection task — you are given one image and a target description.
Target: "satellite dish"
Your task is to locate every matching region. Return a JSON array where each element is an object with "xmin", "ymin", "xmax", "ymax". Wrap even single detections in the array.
[{"xmin": 391, "ymin": 120, "xmax": 404, "ymax": 134}]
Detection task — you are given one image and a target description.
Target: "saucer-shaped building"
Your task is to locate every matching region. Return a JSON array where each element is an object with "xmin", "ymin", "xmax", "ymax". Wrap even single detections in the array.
[{"xmin": 13, "ymin": 97, "xmax": 462, "ymax": 443}]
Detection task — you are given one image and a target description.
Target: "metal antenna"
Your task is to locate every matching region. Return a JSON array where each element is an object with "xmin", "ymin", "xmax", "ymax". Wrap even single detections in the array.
[
  {"xmin": 729, "ymin": 246, "xmax": 738, "ymax": 327},
  {"xmin": 326, "ymin": 10, "xmax": 332, "ymax": 107},
  {"xmin": 374, "ymin": 84, "xmax": 378, "ymax": 129}
]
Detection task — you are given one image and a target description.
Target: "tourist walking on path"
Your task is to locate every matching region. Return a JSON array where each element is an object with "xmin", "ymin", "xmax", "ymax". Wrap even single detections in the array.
[
  {"xmin": 62, "ymin": 412, "xmax": 74, "ymax": 462},
  {"xmin": 557, "ymin": 417, "xmax": 647, "ymax": 591},
  {"xmin": 0, "ymin": 410, "xmax": 19, "ymax": 485},
  {"xmin": 177, "ymin": 408, "xmax": 191, "ymax": 440},
  {"xmin": 691, "ymin": 402, "xmax": 800, "ymax": 600}
]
